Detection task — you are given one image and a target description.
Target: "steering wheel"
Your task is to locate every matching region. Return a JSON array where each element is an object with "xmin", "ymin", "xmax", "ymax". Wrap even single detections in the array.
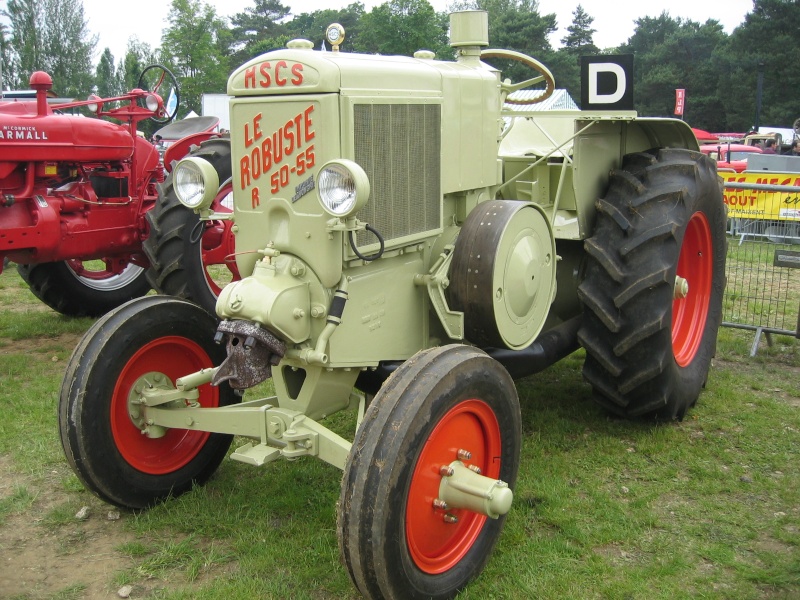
[
  {"xmin": 480, "ymin": 49, "xmax": 555, "ymax": 105},
  {"xmin": 137, "ymin": 64, "xmax": 180, "ymax": 123}
]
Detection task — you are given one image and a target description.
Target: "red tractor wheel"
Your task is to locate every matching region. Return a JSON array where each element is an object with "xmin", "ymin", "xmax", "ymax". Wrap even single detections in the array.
[
  {"xmin": 577, "ymin": 147, "xmax": 726, "ymax": 420},
  {"xmin": 339, "ymin": 345, "xmax": 520, "ymax": 599},
  {"xmin": 59, "ymin": 296, "xmax": 236, "ymax": 509},
  {"xmin": 16, "ymin": 258, "xmax": 151, "ymax": 317},
  {"xmin": 406, "ymin": 399, "xmax": 503, "ymax": 574},
  {"xmin": 144, "ymin": 136, "xmax": 239, "ymax": 314}
]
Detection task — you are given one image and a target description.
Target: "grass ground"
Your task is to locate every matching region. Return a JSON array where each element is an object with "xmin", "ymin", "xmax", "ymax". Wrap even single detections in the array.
[{"xmin": 0, "ymin": 261, "xmax": 798, "ymax": 599}]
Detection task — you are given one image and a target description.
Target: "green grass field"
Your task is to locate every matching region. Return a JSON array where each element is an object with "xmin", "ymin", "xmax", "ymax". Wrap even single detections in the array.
[{"xmin": 0, "ymin": 261, "xmax": 798, "ymax": 599}]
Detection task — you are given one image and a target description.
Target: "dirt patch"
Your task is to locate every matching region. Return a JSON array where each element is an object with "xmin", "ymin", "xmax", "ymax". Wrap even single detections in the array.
[
  {"xmin": 0, "ymin": 302, "xmax": 52, "ymax": 315},
  {"xmin": 0, "ymin": 332, "xmax": 84, "ymax": 355},
  {"xmin": 0, "ymin": 455, "xmax": 137, "ymax": 599},
  {"xmin": 592, "ymin": 543, "xmax": 641, "ymax": 565}
]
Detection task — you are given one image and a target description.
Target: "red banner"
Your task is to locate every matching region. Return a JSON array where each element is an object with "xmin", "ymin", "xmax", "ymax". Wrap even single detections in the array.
[{"xmin": 674, "ymin": 88, "xmax": 686, "ymax": 116}]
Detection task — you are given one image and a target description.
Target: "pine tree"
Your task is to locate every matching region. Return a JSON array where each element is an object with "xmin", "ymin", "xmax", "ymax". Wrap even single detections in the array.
[{"xmin": 561, "ymin": 5, "xmax": 598, "ymax": 55}]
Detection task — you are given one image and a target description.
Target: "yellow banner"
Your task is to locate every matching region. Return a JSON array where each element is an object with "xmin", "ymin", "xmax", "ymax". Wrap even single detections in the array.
[{"xmin": 720, "ymin": 171, "xmax": 800, "ymax": 220}]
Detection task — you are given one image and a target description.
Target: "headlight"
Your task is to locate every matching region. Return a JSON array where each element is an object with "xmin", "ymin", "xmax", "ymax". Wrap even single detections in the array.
[
  {"xmin": 174, "ymin": 157, "xmax": 219, "ymax": 211},
  {"xmin": 145, "ymin": 93, "xmax": 161, "ymax": 114},
  {"xmin": 317, "ymin": 159, "xmax": 369, "ymax": 218},
  {"xmin": 86, "ymin": 94, "xmax": 102, "ymax": 113}
]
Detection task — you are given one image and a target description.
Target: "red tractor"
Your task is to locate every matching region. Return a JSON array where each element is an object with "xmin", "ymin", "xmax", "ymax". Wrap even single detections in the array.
[{"xmin": 0, "ymin": 67, "xmax": 235, "ymax": 316}]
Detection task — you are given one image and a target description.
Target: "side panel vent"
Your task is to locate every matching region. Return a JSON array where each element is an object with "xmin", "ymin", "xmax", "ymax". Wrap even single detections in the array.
[{"xmin": 353, "ymin": 103, "xmax": 441, "ymax": 247}]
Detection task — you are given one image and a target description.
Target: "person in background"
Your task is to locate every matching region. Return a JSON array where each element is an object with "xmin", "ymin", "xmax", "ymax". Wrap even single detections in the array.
[
  {"xmin": 783, "ymin": 139, "xmax": 800, "ymax": 155},
  {"xmin": 762, "ymin": 138, "xmax": 777, "ymax": 154}
]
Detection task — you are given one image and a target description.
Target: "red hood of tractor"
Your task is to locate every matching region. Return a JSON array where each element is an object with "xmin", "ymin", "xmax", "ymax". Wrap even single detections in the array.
[{"xmin": 0, "ymin": 101, "xmax": 134, "ymax": 163}]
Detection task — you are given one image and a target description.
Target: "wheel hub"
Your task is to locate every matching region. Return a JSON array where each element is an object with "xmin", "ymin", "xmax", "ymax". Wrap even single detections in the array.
[
  {"xmin": 437, "ymin": 459, "xmax": 513, "ymax": 520},
  {"xmin": 674, "ymin": 276, "xmax": 689, "ymax": 299},
  {"xmin": 127, "ymin": 371, "xmax": 175, "ymax": 438}
]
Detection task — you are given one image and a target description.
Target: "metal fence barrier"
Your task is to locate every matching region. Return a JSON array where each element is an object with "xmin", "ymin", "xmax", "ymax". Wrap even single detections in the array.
[{"xmin": 722, "ymin": 180, "xmax": 800, "ymax": 356}]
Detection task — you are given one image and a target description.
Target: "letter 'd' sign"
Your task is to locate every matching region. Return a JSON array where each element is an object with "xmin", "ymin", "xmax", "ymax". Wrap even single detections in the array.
[{"xmin": 580, "ymin": 55, "xmax": 634, "ymax": 110}]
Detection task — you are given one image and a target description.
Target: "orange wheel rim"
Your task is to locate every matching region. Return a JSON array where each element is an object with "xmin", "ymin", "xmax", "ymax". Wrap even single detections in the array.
[
  {"xmin": 406, "ymin": 399, "xmax": 502, "ymax": 574},
  {"xmin": 672, "ymin": 211, "xmax": 713, "ymax": 366},
  {"xmin": 111, "ymin": 336, "xmax": 219, "ymax": 474}
]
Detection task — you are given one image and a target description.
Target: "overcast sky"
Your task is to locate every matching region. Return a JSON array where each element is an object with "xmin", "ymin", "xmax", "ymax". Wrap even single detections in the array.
[{"xmin": 82, "ymin": 0, "xmax": 755, "ymax": 64}]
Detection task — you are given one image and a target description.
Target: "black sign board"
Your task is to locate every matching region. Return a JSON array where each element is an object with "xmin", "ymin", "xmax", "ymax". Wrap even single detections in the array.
[{"xmin": 580, "ymin": 54, "xmax": 634, "ymax": 111}]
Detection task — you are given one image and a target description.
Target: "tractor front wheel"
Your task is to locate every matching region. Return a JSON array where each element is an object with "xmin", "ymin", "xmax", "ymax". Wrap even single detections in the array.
[
  {"xmin": 577, "ymin": 147, "xmax": 726, "ymax": 420},
  {"xmin": 17, "ymin": 258, "xmax": 151, "ymax": 317},
  {"xmin": 339, "ymin": 345, "xmax": 521, "ymax": 599},
  {"xmin": 59, "ymin": 296, "xmax": 236, "ymax": 509}
]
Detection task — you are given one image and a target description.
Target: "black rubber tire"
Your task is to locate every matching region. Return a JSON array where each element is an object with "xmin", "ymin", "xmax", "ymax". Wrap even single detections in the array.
[
  {"xmin": 17, "ymin": 260, "xmax": 151, "ymax": 317},
  {"xmin": 59, "ymin": 295, "xmax": 236, "ymax": 509},
  {"xmin": 577, "ymin": 147, "xmax": 726, "ymax": 420},
  {"xmin": 144, "ymin": 136, "xmax": 234, "ymax": 314},
  {"xmin": 339, "ymin": 345, "xmax": 521, "ymax": 600}
]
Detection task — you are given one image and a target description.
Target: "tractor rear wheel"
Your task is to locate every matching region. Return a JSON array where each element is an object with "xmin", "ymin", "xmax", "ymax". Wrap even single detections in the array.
[
  {"xmin": 17, "ymin": 258, "xmax": 151, "ymax": 317},
  {"xmin": 339, "ymin": 345, "xmax": 520, "ymax": 600},
  {"xmin": 144, "ymin": 136, "xmax": 238, "ymax": 314},
  {"xmin": 577, "ymin": 147, "xmax": 726, "ymax": 420},
  {"xmin": 59, "ymin": 295, "xmax": 236, "ymax": 509}
]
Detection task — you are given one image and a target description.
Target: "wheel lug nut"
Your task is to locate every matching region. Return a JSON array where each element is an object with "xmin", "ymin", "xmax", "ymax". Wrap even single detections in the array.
[
  {"xmin": 433, "ymin": 499, "xmax": 448, "ymax": 510},
  {"xmin": 439, "ymin": 465, "xmax": 454, "ymax": 477},
  {"xmin": 443, "ymin": 513, "xmax": 458, "ymax": 524},
  {"xmin": 468, "ymin": 465, "xmax": 482, "ymax": 475},
  {"xmin": 457, "ymin": 449, "xmax": 472, "ymax": 460}
]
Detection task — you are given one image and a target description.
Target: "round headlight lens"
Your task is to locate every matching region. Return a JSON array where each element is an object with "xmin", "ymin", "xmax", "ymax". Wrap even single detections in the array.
[
  {"xmin": 319, "ymin": 164, "xmax": 358, "ymax": 216},
  {"xmin": 175, "ymin": 161, "xmax": 205, "ymax": 208},
  {"xmin": 174, "ymin": 158, "xmax": 218, "ymax": 210},
  {"xmin": 86, "ymin": 94, "xmax": 102, "ymax": 113},
  {"xmin": 145, "ymin": 93, "xmax": 161, "ymax": 114},
  {"xmin": 317, "ymin": 160, "xmax": 369, "ymax": 218}
]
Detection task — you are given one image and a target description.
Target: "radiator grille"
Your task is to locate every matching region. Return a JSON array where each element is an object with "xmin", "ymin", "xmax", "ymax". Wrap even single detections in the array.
[{"xmin": 353, "ymin": 104, "xmax": 441, "ymax": 247}]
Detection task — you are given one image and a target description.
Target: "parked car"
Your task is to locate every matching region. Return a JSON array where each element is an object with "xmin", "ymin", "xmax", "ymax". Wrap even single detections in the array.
[{"xmin": 700, "ymin": 143, "xmax": 763, "ymax": 172}]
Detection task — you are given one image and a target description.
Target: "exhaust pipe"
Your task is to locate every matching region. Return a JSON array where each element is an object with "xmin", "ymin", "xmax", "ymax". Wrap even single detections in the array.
[
  {"xmin": 356, "ymin": 315, "xmax": 582, "ymax": 394},
  {"xmin": 486, "ymin": 315, "xmax": 581, "ymax": 379}
]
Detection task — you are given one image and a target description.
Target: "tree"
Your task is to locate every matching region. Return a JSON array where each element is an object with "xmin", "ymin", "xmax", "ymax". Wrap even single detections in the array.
[
  {"xmin": 554, "ymin": 4, "xmax": 600, "ymax": 104},
  {"xmin": 229, "ymin": 0, "xmax": 291, "ymax": 65},
  {"xmin": 160, "ymin": 0, "xmax": 230, "ymax": 116},
  {"xmin": 0, "ymin": 23, "xmax": 15, "ymax": 91},
  {"xmin": 95, "ymin": 48, "xmax": 119, "ymax": 98},
  {"xmin": 42, "ymin": 0, "xmax": 96, "ymax": 97},
  {"xmin": 619, "ymin": 13, "xmax": 729, "ymax": 129},
  {"xmin": 354, "ymin": 0, "xmax": 450, "ymax": 58},
  {"xmin": 480, "ymin": 0, "xmax": 556, "ymax": 57},
  {"xmin": 720, "ymin": 0, "xmax": 800, "ymax": 130},
  {"xmin": 285, "ymin": 3, "xmax": 366, "ymax": 51},
  {"xmin": 561, "ymin": 5, "xmax": 598, "ymax": 54},
  {"xmin": 117, "ymin": 38, "xmax": 158, "ymax": 93},
  {"xmin": 3, "ymin": 0, "xmax": 41, "ymax": 90},
  {"xmin": 3, "ymin": 0, "xmax": 96, "ymax": 97}
]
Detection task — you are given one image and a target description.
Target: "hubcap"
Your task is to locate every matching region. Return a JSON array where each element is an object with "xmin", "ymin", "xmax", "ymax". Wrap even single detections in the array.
[
  {"xmin": 406, "ymin": 399, "xmax": 502, "ymax": 574},
  {"xmin": 672, "ymin": 211, "xmax": 713, "ymax": 367},
  {"xmin": 66, "ymin": 258, "xmax": 144, "ymax": 291}
]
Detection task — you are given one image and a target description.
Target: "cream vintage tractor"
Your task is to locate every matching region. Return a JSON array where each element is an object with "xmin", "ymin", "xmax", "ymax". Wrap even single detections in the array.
[{"xmin": 59, "ymin": 11, "xmax": 726, "ymax": 599}]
